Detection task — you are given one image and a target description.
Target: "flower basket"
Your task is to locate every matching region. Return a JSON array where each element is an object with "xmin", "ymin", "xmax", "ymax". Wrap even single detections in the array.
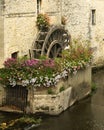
[{"xmin": 36, "ymin": 13, "xmax": 50, "ymax": 31}]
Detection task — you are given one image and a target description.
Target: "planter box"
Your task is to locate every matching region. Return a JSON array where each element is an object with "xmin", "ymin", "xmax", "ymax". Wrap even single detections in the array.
[
  {"xmin": 0, "ymin": 66, "xmax": 91, "ymax": 115},
  {"xmin": 27, "ymin": 66, "xmax": 91, "ymax": 115},
  {"xmin": 0, "ymin": 85, "xmax": 6, "ymax": 106}
]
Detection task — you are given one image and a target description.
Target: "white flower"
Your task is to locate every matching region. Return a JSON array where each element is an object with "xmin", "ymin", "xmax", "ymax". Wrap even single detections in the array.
[
  {"xmin": 10, "ymin": 80, "xmax": 16, "ymax": 87},
  {"xmin": 45, "ymin": 76, "xmax": 49, "ymax": 81},
  {"xmin": 18, "ymin": 77, "xmax": 22, "ymax": 80},
  {"xmin": 40, "ymin": 76, "xmax": 43, "ymax": 82},
  {"xmin": 9, "ymin": 78, "xmax": 16, "ymax": 87},
  {"xmin": 55, "ymin": 79, "xmax": 60, "ymax": 83},
  {"xmin": 61, "ymin": 70, "xmax": 68, "ymax": 78},
  {"xmin": 54, "ymin": 81, "xmax": 57, "ymax": 85},
  {"xmin": 68, "ymin": 68, "xmax": 71, "ymax": 73},
  {"xmin": 43, "ymin": 83, "xmax": 46, "ymax": 86},
  {"xmin": 64, "ymin": 45, "xmax": 70, "ymax": 50},
  {"xmin": 37, "ymin": 84, "xmax": 41, "ymax": 87},
  {"xmin": 30, "ymin": 78, "xmax": 37, "ymax": 84},
  {"xmin": 73, "ymin": 70, "xmax": 77, "ymax": 75},
  {"xmin": 22, "ymin": 79, "xmax": 29, "ymax": 86},
  {"xmin": 55, "ymin": 75, "xmax": 61, "ymax": 80},
  {"xmin": 46, "ymin": 82, "xmax": 51, "ymax": 87}
]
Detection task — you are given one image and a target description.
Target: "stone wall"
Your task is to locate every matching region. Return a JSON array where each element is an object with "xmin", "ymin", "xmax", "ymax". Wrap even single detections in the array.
[
  {"xmin": 4, "ymin": 0, "xmax": 37, "ymax": 59},
  {"xmin": 0, "ymin": 66, "xmax": 91, "ymax": 115},
  {"xmin": 0, "ymin": 0, "xmax": 61, "ymax": 67},
  {"xmin": 0, "ymin": 2, "xmax": 4, "ymax": 68},
  {"xmin": 28, "ymin": 66, "xmax": 91, "ymax": 115},
  {"xmin": 90, "ymin": 0, "xmax": 104, "ymax": 66},
  {"xmin": 0, "ymin": 84, "xmax": 6, "ymax": 106},
  {"xmin": 62, "ymin": 0, "xmax": 104, "ymax": 66},
  {"xmin": 0, "ymin": 0, "xmax": 104, "ymax": 67},
  {"xmin": 41, "ymin": 0, "xmax": 61, "ymax": 25},
  {"xmin": 62, "ymin": 0, "xmax": 91, "ymax": 40}
]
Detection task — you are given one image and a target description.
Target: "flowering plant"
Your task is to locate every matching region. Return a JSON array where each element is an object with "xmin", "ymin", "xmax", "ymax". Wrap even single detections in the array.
[
  {"xmin": 0, "ymin": 43, "xmax": 92, "ymax": 88},
  {"xmin": 36, "ymin": 13, "xmax": 50, "ymax": 30}
]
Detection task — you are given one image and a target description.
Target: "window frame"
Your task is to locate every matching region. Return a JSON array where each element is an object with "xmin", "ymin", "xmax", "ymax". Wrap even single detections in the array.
[
  {"xmin": 37, "ymin": 0, "xmax": 42, "ymax": 14},
  {"xmin": 11, "ymin": 52, "xmax": 18, "ymax": 59},
  {"xmin": 92, "ymin": 9, "xmax": 96, "ymax": 25}
]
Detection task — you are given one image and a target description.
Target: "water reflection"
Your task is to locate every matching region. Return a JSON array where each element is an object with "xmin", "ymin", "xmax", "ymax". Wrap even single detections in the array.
[
  {"xmin": 0, "ymin": 112, "xmax": 22, "ymax": 123},
  {"xmin": 36, "ymin": 98, "xmax": 94, "ymax": 130}
]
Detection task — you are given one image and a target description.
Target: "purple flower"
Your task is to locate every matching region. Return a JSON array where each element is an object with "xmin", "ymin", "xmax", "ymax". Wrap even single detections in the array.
[
  {"xmin": 4, "ymin": 58, "xmax": 17, "ymax": 68},
  {"xmin": 22, "ymin": 59, "xmax": 39, "ymax": 67}
]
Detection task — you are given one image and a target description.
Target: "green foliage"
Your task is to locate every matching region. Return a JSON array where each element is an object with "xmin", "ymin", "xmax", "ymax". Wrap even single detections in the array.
[
  {"xmin": 39, "ymin": 55, "xmax": 47, "ymax": 60},
  {"xmin": 47, "ymin": 88, "xmax": 54, "ymax": 94},
  {"xmin": 36, "ymin": 13, "xmax": 50, "ymax": 30},
  {"xmin": 59, "ymin": 86, "xmax": 65, "ymax": 92},
  {"xmin": 0, "ymin": 116, "xmax": 42, "ymax": 130},
  {"xmin": 60, "ymin": 41, "xmax": 92, "ymax": 73},
  {"xmin": 91, "ymin": 82, "xmax": 97, "ymax": 92},
  {"xmin": 90, "ymin": 82, "xmax": 97, "ymax": 96},
  {"xmin": 0, "ymin": 41, "xmax": 92, "ymax": 88},
  {"xmin": 54, "ymin": 58, "xmax": 63, "ymax": 72},
  {"xmin": 18, "ymin": 116, "xmax": 42, "ymax": 124},
  {"xmin": 62, "ymin": 43, "xmax": 92, "ymax": 62}
]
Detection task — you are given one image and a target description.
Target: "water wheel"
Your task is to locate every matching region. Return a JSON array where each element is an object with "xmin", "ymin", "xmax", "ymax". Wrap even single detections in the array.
[{"xmin": 33, "ymin": 25, "xmax": 70, "ymax": 58}]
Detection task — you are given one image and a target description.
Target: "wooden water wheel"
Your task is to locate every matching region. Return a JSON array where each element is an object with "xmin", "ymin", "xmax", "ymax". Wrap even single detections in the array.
[{"xmin": 33, "ymin": 25, "xmax": 70, "ymax": 58}]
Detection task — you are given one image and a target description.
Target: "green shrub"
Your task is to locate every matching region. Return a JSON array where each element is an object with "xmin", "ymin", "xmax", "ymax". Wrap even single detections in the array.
[
  {"xmin": 36, "ymin": 13, "xmax": 50, "ymax": 30},
  {"xmin": 47, "ymin": 88, "xmax": 54, "ymax": 94},
  {"xmin": 0, "ymin": 41, "xmax": 92, "ymax": 89},
  {"xmin": 91, "ymin": 82, "xmax": 97, "ymax": 92},
  {"xmin": 59, "ymin": 86, "xmax": 65, "ymax": 92}
]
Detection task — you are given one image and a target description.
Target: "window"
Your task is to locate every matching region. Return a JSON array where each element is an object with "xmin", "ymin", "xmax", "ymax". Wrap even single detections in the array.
[
  {"xmin": 92, "ymin": 9, "xmax": 96, "ymax": 25},
  {"xmin": 11, "ymin": 52, "xmax": 18, "ymax": 59},
  {"xmin": 37, "ymin": 0, "xmax": 42, "ymax": 14}
]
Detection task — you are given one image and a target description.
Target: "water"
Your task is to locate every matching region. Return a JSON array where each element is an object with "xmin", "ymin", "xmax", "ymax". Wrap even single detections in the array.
[
  {"xmin": 0, "ymin": 69, "xmax": 104, "ymax": 130},
  {"xmin": 0, "ymin": 112, "xmax": 22, "ymax": 124},
  {"xmin": 36, "ymin": 69, "xmax": 104, "ymax": 130}
]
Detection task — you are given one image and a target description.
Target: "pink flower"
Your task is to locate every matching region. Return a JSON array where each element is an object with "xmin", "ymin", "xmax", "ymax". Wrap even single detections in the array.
[
  {"xmin": 42, "ymin": 59, "xmax": 55, "ymax": 68},
  {"xmin": 23, "ymin": 59, "xmax": 39, "ymax": 67},
  {"xmin": 4, "ymin": 58, "xmax": 17, "ymax": 68}
]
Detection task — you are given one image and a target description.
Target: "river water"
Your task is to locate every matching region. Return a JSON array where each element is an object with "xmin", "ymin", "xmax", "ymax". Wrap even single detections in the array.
[
  {"xmin": 0, "ymin": 69, "xmax": 104, "ymax": 130},
  {"xmin": 36, "ymin": 68, "xmax": 104, "ymax": 130}
]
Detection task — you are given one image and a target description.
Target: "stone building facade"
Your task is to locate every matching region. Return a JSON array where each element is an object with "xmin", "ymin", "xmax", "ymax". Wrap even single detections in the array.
[
  {"xmin": 62, "ymin": 0, "xmax": 104, "ymax": 66},
  {"xmin": 0, "ymin": 0, "xmax": 104, "ymax": 67}
]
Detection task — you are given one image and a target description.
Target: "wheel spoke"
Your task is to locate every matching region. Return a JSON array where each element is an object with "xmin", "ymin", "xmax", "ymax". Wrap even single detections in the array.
[
  {"xmin": 56, "ymin": 47, "xmax": 62, "ymax": 57},
  {"xmin": 49, "ymin": 36, "xmax": 53, "ymax": 43},
  {"xmin": 50, "ymin": 50, "xmax": 54, "ymax": 58},
  {"xmin": 57, "ymin": 47, "xmax": 61, "ymax": 53},
  {"xmin": 49, "ymin": 44, "xmax": 62, "ymax": 58},
  {"xmin": 57, "ymin": 30, "xmax": 62, "ymax": 41},
  {"xmin": 54, "ymin": 45, "xmax": 57, "ymax": 55},
  {"xmin": 40, "ymin": 26, "xmax": 69, "ymax": 58},
  {"xmin": 50, "ymin": 32, "xmax": 56, "ymax": 41}
]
